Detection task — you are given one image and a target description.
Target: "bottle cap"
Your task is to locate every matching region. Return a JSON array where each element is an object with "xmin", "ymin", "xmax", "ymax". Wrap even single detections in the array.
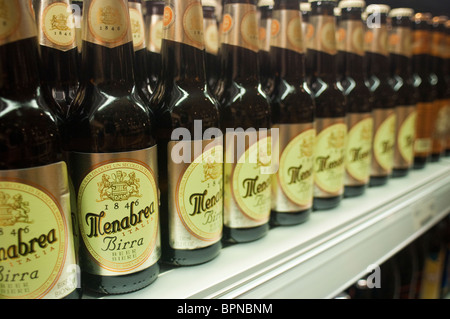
[
  {"xmin": 334, "ymin": 7, "xmax": 341, "ymax": 16},
  {"xmin": 413, "ymin": 12, "xmax": 432, "ymax": 22},
  {"xmin": 388, "ymin": 8, "xmax": 414, "ymax": 18},
  {"xmin": 202, "ymin": 0, "xmax": 217, "ymax": 7},
  {"xmin": 257, "ymin": 0, "xmax": 274, "ymax": 7},
  {"xmin": 308, "ymin": 0, "xmax": 337, "ymax": 3},
  {"xmin": 338, "ymin": 0, "xmax": 365, "ymax": 9},
  {"xmin": 365, "ymin": 4, "xmax": 391, "ymax": 15},
  {"xmin": 300, "ymin": 2, "xmax": 311, "ymax": 11}
]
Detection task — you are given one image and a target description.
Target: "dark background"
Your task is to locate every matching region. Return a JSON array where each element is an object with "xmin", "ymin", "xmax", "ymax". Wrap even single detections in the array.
[{"xmin": 299, "ymin": 0, "xmax": 450, "ymax": 17}]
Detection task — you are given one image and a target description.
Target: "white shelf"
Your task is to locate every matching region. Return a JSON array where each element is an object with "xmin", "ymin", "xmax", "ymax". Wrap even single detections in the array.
[{"xmin": 87, "ymin": 160, "xmax": 450, "ymax": 299}]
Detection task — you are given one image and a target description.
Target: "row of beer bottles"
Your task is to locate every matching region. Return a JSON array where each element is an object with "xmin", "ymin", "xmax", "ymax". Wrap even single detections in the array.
[{"xmin": 341, "ymin": 214, "xmax": 450, "ymax": 299}]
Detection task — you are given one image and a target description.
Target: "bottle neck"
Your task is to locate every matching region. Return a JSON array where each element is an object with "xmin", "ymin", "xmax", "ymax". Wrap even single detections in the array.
[
  {"xmin": 389, "ymin": 21, "xmax": 413, "ymax": 78},
  {"xmin": 81, "ymin": 0, "xmax": 136, "ymax": 89},
  {"xmin": 160, "ymin": 0, "xmax": 207, "ymax": 85},
  {"xmin": 219, "ymin": 1, "xmax": 260, "ymax": 83}
]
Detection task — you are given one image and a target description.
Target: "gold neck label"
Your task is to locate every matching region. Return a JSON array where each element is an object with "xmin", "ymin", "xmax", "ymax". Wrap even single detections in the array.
[
  {"xmin": 221, "ymin": 3, "xmax": 259, "ymax": 52},
  {"xmin": 270, "ymin": 9, "xmax": 304, "ymax": 54},
  {"xmin": 129, "ymin": 1, "xmax": 146, "ymax": 51},
  {"xmin": 307, "ymin": 15, "xmax": 337, "ymax": 55},
  {"xmin": 146, "ymin": 12, "xmax": 163, "ymax": 53},
  {"xmin": 0, "ymin": 0, "xmax": 37, "ymax": 47}
]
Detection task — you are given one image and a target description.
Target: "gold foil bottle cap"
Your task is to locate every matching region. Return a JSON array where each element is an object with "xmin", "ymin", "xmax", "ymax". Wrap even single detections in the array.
[
  {"xmin": 338, "ymin": 0, "xmax": 366, "ymax": 9},
  {"xmin": 366, "ymin": 4, "xmax": 391, "ymax": 15},
  {"xmin": 257, "ymin": 0, "xmax": 274, "ymax": 7},
  {"xmin": 388, "ymin": 8, "xmax": 414, "ymax": 18}
]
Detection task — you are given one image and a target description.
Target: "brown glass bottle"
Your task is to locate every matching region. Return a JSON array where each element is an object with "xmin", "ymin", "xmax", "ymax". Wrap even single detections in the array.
[
  {"xmin": 144, "ymin": 0, "xmax": 164, "ymax": 95},
  {"xmin": 203, "ymin": 0, "xmax": 220, "ymax": 92},
  {"xmin": 430, "ymin": 16, "xmax": 449, "ymax": 162},
  {"xmin": 269, "ymin": 0, "xmax": 314, "ymax": 225},
  {"xmin": 412, "ymin": 13, "xmax": 435, "ymax": 168},
  {"xmin": 36, "ymin": 0, "xmax": 80, "ymax": 118},
  {"xmin": 257, "ymin": 0, "xmax": 274, "ymax": 94},
  {"xmin": 129, "ymin": 0, "xmax": 152, "ymax": 102},
  {"xmin": 215, "ymin": 0, "xmax": 272, "ymax": 242},
  {"xmin": 364, "ymin": 4, "xmax": 396, "ymax": 186},
  {"xmin": 151, "ymin": 0, "xmax": 223, "ymax": 265},
  {"xmin": 388, "ymin": 8, "xmax": 417, "ymax": 177},
  {"xmin": 0, "ymin": 0, "xmax": 80, "ymax": 299},
  {"xmin": 64, "ymin": 0, "xmax": 160, "ymax": 295},
  {"xmin": 306, "ymin": 0, "xmax": 346, "ymax": 210},
  {"xmin": 337, "ymin": 0, "xmax": 372, "ymax": 198}
]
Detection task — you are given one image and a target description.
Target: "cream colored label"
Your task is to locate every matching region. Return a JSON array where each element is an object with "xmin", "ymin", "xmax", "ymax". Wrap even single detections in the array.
[
  {"xmin": 0, "ymin": 162, "xmax": 78, "ymax": 299},
  {"xmin": 345, "ymin": 115, "xmax": 373, "ymax": 185},
  {"xmin": 146, "ymin": 13, "xmax": 163, "ymax": 53},
  {"xmin": 415, "ymin": 102, "xmax": 434, "ymax": 156},
  {"xmin": 167, "ymin": 139, "xmax": 223, "ymax": 250},
  {"xmin": 70, "ymin": 147, "xmax": 160, "ymax": 276},
  {"xmin": 221, "ymin": 3, "xmax": 259, "ymax": 52},
  {"xmin": 364, "ymin": 24, "xmax": 388, "ymax": 56},
  {"xmin": 395, "ymin": 106, "xmax": 416, "ymax": 168},
  {"xmin": 204, "ymin": 18, "xmax": 219, "ymax": 55},
  {"xmin": 129, "ymin": 2, "xmax": 145, "ymax": 51},
  {"xmin": 314, "ymin": 120, "xmax": 346, "ymax": 197},
  {"xmin": 308, "ymin": 15, "xmax": 337, "ymax": 55},
  {"xmin": 224, "ymin": 132, "xmax": 272, "ymax": 228},
  {"xmin": 259, "ymin": 17, "xmax": 271, "ymax": 52},
  {"xmin": 0, "ymin": 0, "xmax": 37, "ymax": 47},
  {"xmin": 163, "ymin": 0, "xmax": 204, "ymax": 50},
  {"xmin": 270, "ymin": 9, "xmax": 304, "ymax": 54},
  {"xmin": 83, "ymin": 0, "xmax": 132, "ymax": 48},
  {"xmin": 373, "ymin": 112, "xmax": 396, "ymax": 173},
  {"xmin": 39, "ymin": 1, "xmax": 77, "ymax": 51},
  {"xmin": 388, "ymin": 26, "xmax": 412, "ymax": 57},
  {"xmin": 272, "ymin": 124, "xmax": 315, "ymax": 212},
  {"xmin": 336, "ymin": 20, "xmax": 364, "ymax": 56}
]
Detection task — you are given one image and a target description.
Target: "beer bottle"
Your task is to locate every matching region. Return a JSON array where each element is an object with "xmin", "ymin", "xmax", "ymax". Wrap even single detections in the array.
[
  {"xmin": 36, "ymin": 0, "xmax": 80, "ymax": 118},
  {"xmin": 129, "ymin": 0, "xmax": 152, "ymax": 102},
  {"xmin": 388, "ymin": 8, "xmax": 417, "ymax": 177},
  {"xmin": 151, "ymin": 0, "xmax": 223, "ymax": 265},
  {"xmin": 306, "ymin": 0, "xmax": 346, "ymax": 210},
  {"xmin": 215, "ymin": 0, "xmax": 272, "ymax": 242},
  {"xmin": 203, "ymin": 0, "xmax": 220, "ymax": 91},
  {"xmin": 257, "ymin": 0, "xmax": 274, "ymax": 94},
  {"xmin": 269, "ymin": 0, "xmax": 314, "ymax": 226},
  {"xmin": 412, "ymin": 13, "xmax": 435, "ymax": 168},
  {"xmin": 65, "ymin": 0, "xmax": 160, "ymax": 294},
  {"xmin": 364, "ymin": 4, "xmax": 395, "ymax": 186},
  {"xmin": 0, "ymin": 0, "xmax": 79, "ymax": 299},
  {"xmin": 336, "ymin": 0, "xmax": 372, "ymax": 198},
  {"xmin": 144, "ymin": 0, "xmax": 164, "ymax": 94},
  {"xmin": 430, "ymin": 16, "xmax": 448, "ymax": 161}
]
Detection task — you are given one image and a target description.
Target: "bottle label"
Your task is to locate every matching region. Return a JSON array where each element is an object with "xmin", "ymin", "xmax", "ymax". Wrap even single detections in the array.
[
  {"xmin": 0, "ymin": 0, "xmax": 37, "ymax": 47},
  {"xmin": 38, "ymin": 0, "xmax": 77, "ymax": 51},
  {"xmin": 221, "ymin": 3, "xmax": 259, "ymax": 52},
  {"xmin": 394, "ymin": 105, "xmax": 416, "ymax": 168},
  {"xmin": 345, "ymin": 115, "xmax": 373, "ymax": 185},
  {"xmin": 146, "ymin": 13, "xmax": 163, "ymax": 53},
  {"xmin": 364, "ymin": 24, "xmax": 388, "ymax": 56},
  {"xmin": 167, "ymin": 139, "xmax": 223, "ymax": 250},
  {"xmin": 163, "ymin": 0, "xmax": 204, "ymax": 50},
  {"xmin": 314, "ymin": 119, "xmax": 346, "ymax": 198},
  {"xmin": 0, "ymin": 162, "xmax": 78, "ymax": 299},
  {"xmin": 308, "ymin": 15, "xmax": 337, "ymax": 55},
  {"xmin": 259, "ymin": 16, "xmax": 271, "ymax": 52},
  {"xmin": 129, "ymin": 1, "xmax": 146, "ymax": 51},
  {"xmin": 372, "ymin": 110, "xmax": 395, "ymax": 174},
  {"xmin": 224, "ymin": 132, "xmax": 272, "ymax": 228},
  {"xmin": 68, "ymin": 147, "xmax": 160, "ymax": 276},
  {"xmin": 414, "ymin": 102, "xmax": 434, "ymax": 156},
  {"xmin": 204, "ymin": 18, "xmax": 219, "ymax": 55},
  {"xmin": 388, "ymin": 26, "xmax": 412, "ymax": 57},
  {"xmin": 270, "ymin": 9, "xmax": 304, "ymax": 54},
  {"xmin": 431, "ymin": 30, "xmax": 446, "ymax": 58},
  {"xmin": 272, "ymin": 124, "xmax": 315, "ymax": 212},
  {"xmin": 433, "ymin": 99, "xmax": 448, "ymax": 154},
  {"xmin": 336, "ymin": 20, "xmax": 364, "ymax": 56},
  {"xmin": 412, "ymin": 30, "xmax": 431, "ymax": 55},
  {"xmin": 83, "ymin": 0, "xmax": 132, "ymax": 48}
]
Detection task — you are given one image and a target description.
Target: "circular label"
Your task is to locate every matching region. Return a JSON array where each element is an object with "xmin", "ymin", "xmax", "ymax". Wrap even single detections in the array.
[
  {"xmin": 320, "ymin": 21, "xmax": 337, "ymax": 54},
  {"xmin": 129, "ymin": 7, "xmax": 145, "ymax": 49},
  {"xmin": 287, "ymin": 16, "xmax": 303, "ymax": 52},
  {"xmin": 374, "ymin": 113, "xmax": 396, "ymax": 171},
  {"xmin": 88, "ymin": 0, "xmax": 129, "ymax": 44},
  {"xmin": 240, "ymin": 9, "xmax": 259, "ymax": 51},
  {"xmin": 42, "ymin": 2, "xmax": 76, "ymax": 47},
  {"xmin": 279, "ymin": 129, "xmax": 315, "ymax": 207},
  {"xmin": 232, "ymin": 137, "xmax": 272, "ymax": 222},
  {"xmin": 346, "ymin": 118, "xmax": 373, "ymax": 182},
  {"xmin": 163, "ymin": 5, "xmax": 174, "ymax": 28},
  {"xmin": 314, "ymin": 123, "xmax": 346, "ymax": 194},
  {"xmin": 182, "ymin": 2, "xmax": 204, "ymax": 48},
  {"xmin": 398, "ymin": 110, "xmax": 416, "ymax": 163},
  {"xmin": 204, "ymin": 23, "xmax": 219, "ymax": 55},
  {"xmin": 222, "ymin": 14, "xmax": 233, "ymax": 34},
  {"xmin": 0, "ymin": 181, "xmax": 66, "ymax": 299},
  {"xmin": 271, "ymin": 19, "xmax": 280, "ymax": 37},
  {"xmin": 78, "ymin": 161, "xmax": 159, "ymax": 273},
  {"xmin": 149, "ymin": 18, "xmax": 163, "ymax": 52},
  {"xmin": 0, "ymin": 1, "xmax": 21, "ymax": 41},
  {"xmin": 176, "ymin": 146, "xmax": 223, "ymax": 242}
]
